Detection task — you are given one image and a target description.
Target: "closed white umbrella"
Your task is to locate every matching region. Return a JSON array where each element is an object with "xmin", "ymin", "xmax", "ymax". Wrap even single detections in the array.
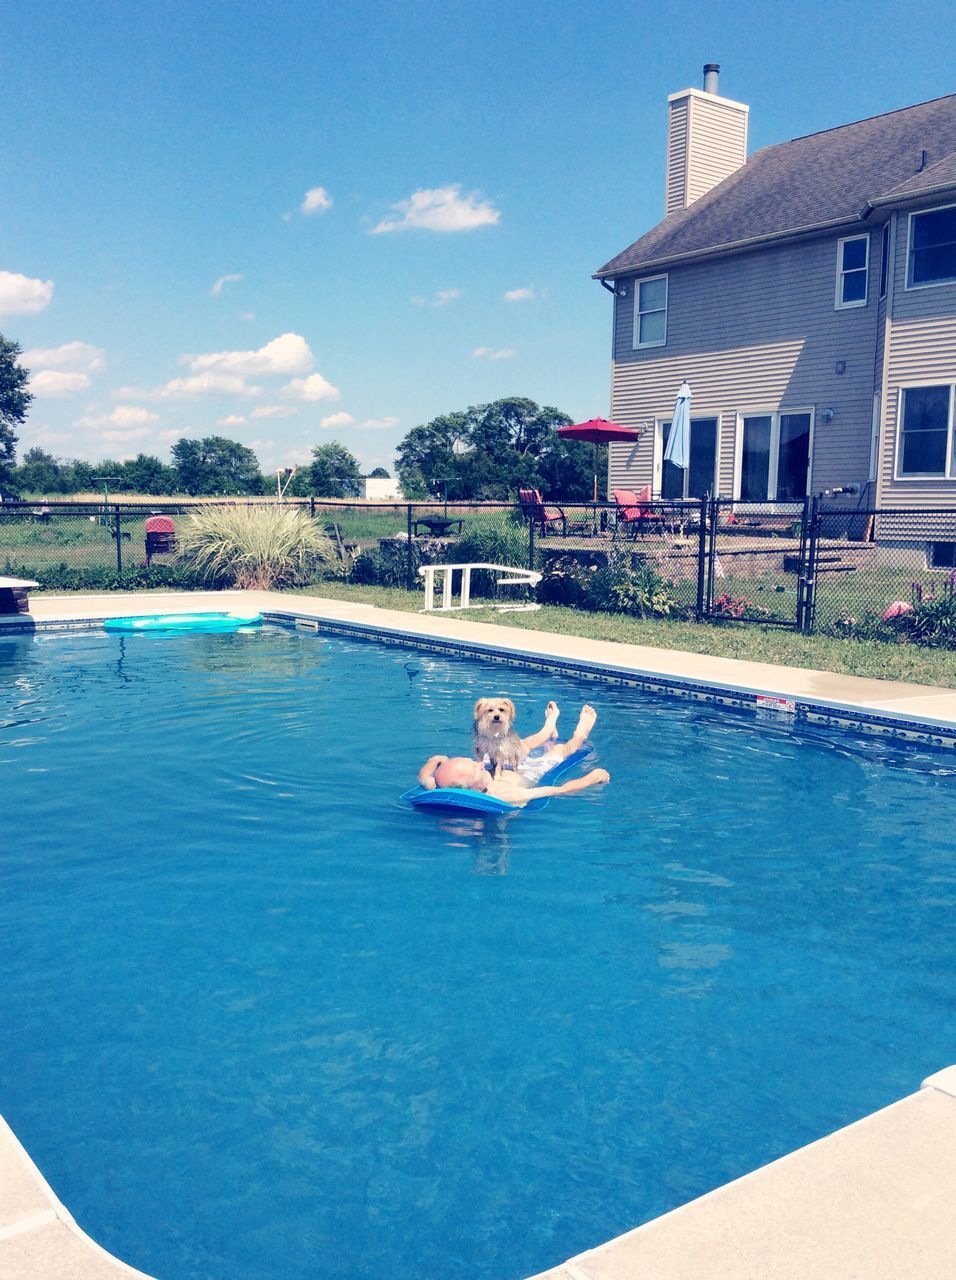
[{"xmin": 664, "ymin": 381, "xmax": 692, "ymax": 469}]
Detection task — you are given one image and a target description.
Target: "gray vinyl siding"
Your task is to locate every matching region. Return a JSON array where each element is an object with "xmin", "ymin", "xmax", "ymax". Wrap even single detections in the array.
[
  {"xmin": 878, "ymin": 203, "xmax": 956, "ymax": 512},
  {"xmin": 665, "ymin": 99, "xmax": 689, "ymax": 215},
  {"xmin": 608, "ymin": 234, "xmax": 878, "ymax": 497}
]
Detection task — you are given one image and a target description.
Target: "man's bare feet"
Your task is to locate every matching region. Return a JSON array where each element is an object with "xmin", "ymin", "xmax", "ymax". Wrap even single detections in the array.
[
  {"xmin": 544, "ymin": 700, "xmax": 560, "ymax": 739},
  {"xmin": 576, "ymin": 703, "xmax": 597, "ymax": 738}
]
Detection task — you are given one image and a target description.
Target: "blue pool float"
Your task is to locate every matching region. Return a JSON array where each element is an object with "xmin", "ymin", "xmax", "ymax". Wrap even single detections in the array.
[
  {"xmin": 402, "ymin": 747, "xmax": 593, "ymax": 815},
  {"xmin": 103, "ymin": 612, "xmax": 263, "ymax": 634}
]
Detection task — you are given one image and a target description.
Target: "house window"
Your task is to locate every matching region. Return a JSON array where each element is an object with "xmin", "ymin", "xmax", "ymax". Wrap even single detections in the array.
[
  {"xmin": 879, "ymin": 222, "xmax": 889, "ymax": 299},
  {"xmin": 660, "ymin": 417, "xmax": 717, "ymax": 498},
  {"xmin": 930, "ymin": 542, "xmax": 956, "ymax": 568},
  {"xmin": 835, "ymin": 235, "xmax": 868, "ymax": 308},
  {"xmin": 897, "ymin": 385, "xmax": 954, "ymax": 478},
  {"xmin": 908, "ymin": 205, "xmax": 956, "ymax": 287},
  {"xmin": 738, "ymin": 411, "xmax": 812, "ymax": 500},
  {"xmin": 633, "ymin": 275, "xmax": 668, "ymax": 348}
]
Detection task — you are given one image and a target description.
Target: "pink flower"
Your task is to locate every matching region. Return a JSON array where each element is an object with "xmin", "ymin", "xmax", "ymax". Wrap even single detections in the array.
[{"xmin": 882, "ymin": 600, "xmax": 914, "ymax": 622}]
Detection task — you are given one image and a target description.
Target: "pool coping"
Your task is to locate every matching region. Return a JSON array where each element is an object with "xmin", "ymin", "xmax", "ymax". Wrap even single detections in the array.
[
  {"xmin": 2, "ymin": 588, "xmax": 955, "ymax": 1277},
  {"xmin": 5, "ymin": 588, "xmax": 956, "ymax": 747}
]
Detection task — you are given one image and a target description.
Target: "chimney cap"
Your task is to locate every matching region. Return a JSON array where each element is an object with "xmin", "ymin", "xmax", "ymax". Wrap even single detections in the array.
[{"xmin": 703, "ymin": 62, "xmax": 720, "ymax": 72}]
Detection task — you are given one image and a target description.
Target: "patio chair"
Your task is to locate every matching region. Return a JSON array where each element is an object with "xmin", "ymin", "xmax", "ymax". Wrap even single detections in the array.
[
  {"xmin": 518, "ymin": 487, "xmax": 567, "ymax": 537},
  {"xmin": 612, "ymin": 486, "xmax": 666, "ymax": 540},
  {"xmin": 144, "ymin": 515, "xmax": 176, "ymax": 566}
]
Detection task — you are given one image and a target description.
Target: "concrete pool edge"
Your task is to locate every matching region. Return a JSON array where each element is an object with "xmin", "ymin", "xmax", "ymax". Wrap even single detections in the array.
[
  {"xmin": 7, "ymin": 588, "xmax": 956, "ymax": 744},
  {"xmin": 0, "ymin": 1114, "xmax": 153, "ymax": 1278}
]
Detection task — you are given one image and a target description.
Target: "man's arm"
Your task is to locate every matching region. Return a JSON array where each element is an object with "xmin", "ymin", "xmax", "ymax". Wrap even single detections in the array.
[
  {"xmin": 519, "ymin": 700, "xmax": 560, "ymax": 752},
  {"xmin": 417, "ymin": 755, "xmax": 448, "ymax": 790},
  {"xmin": 521, "ymin": 767, "xmax": 610, "ymax": 801}
]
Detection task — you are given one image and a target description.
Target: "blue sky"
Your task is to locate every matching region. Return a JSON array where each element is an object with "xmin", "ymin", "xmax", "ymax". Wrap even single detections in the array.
[{"xmin": 2, "ymin": 0, "xmax": 953, "ymax": 476}]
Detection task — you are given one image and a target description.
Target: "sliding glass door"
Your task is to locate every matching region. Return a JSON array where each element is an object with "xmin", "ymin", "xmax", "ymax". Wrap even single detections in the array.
[
  {"xmin": 661, "ymin": 417, "xmax": 718, "ymax": 499},
  {"xmin": 739, "ymin": 411, "xmax": 812, "ymax": 500}
]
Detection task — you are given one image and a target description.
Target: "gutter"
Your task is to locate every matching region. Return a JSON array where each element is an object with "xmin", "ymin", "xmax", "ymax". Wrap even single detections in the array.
[
  {"xmin": 862, "ymin": 179, "xmax": 956, "ymax": 214},
  {"xmin": 593, "ymin": 212, "xmax": 883, "ymax": 280}
]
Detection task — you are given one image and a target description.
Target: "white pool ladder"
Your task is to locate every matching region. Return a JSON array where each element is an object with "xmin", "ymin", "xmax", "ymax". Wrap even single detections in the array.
[{"xmin": 418, "ymin": 562, "xmax": 542, "ymax": 613}]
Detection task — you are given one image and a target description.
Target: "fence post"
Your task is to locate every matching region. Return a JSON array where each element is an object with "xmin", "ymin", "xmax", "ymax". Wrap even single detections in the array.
[
  {"xmin": 528, "ymin": 512, "xmax": 535, "ymax": 571},
  {"xmin": 114, "ymin": 504, "xmax": 123, "ymax": 576},
  {"xmin": 406, "ymin": 504, "xmax": 414, "ymax": 590},
  {"xmin": 704, "ymin": 496, "xmax": 720, "ymax": 618},
  {"xmin": 695, "ymin": 492, "xmax": 708, "ymax": 620},
  {"xmin": 795, "ymin": 496, "xmax": 810, "ymax": 631},
  {"xmin": 802, "ymin": 496, "xmax": 820, "ymax": 635},
  {"xmin": 310, "ymin": 496, "xmax": 315, "ymax": 519}
]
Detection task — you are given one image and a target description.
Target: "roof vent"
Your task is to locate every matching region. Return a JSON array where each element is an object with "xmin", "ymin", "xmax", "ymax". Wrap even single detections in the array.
[
  {"xmin": 703, "ymin": 63, "xmax": 720, "ymax": 94},
  {"xmin": 918, "ymin": 148, "xmax": 929, "ymax": 172}
]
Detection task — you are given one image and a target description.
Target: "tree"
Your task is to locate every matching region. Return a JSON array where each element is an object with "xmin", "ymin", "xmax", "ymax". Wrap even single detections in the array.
[
  {"xmin": 16, "ymin": 448, "xmax": 67, "ymax": 494},
  {"xmin": 120, "ymin": 454, "xmax": 179, "ymax": 495},
  {"xmin": 0, "ymin": 334, "xmax": 33, "ymax": 488},
  {"xmin": 171, "ymin": 436, "xmax": 263, "ymax": 496},
  {"xmin": 394, "ymin": 398, "xmax": 589, "ymax": 500},
  {"xmin": 368, "ymin": 466, "xmax": 390, "ymax": 478},
  {"xmin": 308, "ymin": 441, "xmax": 363, "ymax": 498}
]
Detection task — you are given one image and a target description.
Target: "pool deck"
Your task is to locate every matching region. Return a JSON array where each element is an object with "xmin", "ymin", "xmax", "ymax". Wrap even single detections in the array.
[{"xmin": 2, "ymin": 588, "xmax": 955, "ymax": 1278}]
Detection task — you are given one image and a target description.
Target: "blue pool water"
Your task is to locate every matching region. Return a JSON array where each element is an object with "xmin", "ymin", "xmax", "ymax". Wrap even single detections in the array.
[{"xmin": 1, "ymin": 626, "xmax": 955, "ymax": 1280}]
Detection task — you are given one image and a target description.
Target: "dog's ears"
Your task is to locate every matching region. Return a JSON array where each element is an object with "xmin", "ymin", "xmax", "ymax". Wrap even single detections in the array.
[
  {"xmin": 502, "ymin": 699, "xmax": 516, "ymax": 720},
  {"xmin": 473, "ymin": 698, "xmax": 490, "ymax": 719}
]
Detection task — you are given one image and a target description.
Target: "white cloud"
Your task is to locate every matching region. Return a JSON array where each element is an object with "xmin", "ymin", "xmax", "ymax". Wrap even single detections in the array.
[
  {"xmin": 158, "ymin": 427, "xmax": 189, "ymax": 443},
  {"xmin": 30, "ymin": 370, "xmax": 91, "ymax": 398},
  {"xmin": 74, "ymin": 405, "xmax": 160, "ymax": 429},
  {"xmin": 99, "ymin": 427, "xmax": 152, "ymax": 444},
  {"xmin": 22, "ymin": 341, "xmax": 104, "ymax": 373},
  {"xmin": 248, "ymin": 438, "xmax": 276, "ymax": 451},
  {"xmin": 412, "ymin": 287, "xmax": 463, "ymax": 308},
  {"xmin": 359, "ymin": 416, "xmax": 399, "ymax": 430},
  {"xmin": 156, "ymin": 371, "xmax": 261, "ymax": 399},
  {"xmin": 301, "ymin": 186, "xmax": 333, "ymax": 215},
  {"xmin": 217, "ymin": 414, "xmax": 247, "ymax": 426},
  {"xmin": 211, "ymin": 273, "xmax": 242, "ymax": 297},
  {"xmin": 239, "ymin": 311, "xmax": 256, "ymax": 321},
  {"xmin": 0, "ymin": 270, "xmax": 54, "ymax": 315},
  {"xmin": 371, "ymin": 185, "xmax": 500, "ymax": 234},
  {"xmin": 504, "ymin": 285, "xmax": 536, "ymax": 302},
  {"xmin": 282, "ymin": 447, "xmax": 314, "ymax": 467},
  {"xmin": 250, "ymin": 404, "xmax": 296, "ymax": 419},
  {"xmin": 184, "ymin": 332, "xmax": 314, "ymax": 376},
  {"xmin": 280, "ymin": 372, "xmax": 340, "ymax": 403},
  {"xmin": 320, "ymin": 411, "xmax": 355, "ymax": 429},
  {"xmin": 471, "ymin": 346, "xmax": 516, "ymax": 361}
]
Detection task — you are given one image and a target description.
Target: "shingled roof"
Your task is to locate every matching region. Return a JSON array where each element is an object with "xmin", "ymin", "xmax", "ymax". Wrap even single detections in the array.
[{"xmin": 596, "ymin": 93, "xmax": 956, "ymax": 278}]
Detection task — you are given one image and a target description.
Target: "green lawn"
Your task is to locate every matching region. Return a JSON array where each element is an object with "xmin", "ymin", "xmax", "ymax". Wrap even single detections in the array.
[{"xmin": 288, "ymin": 580, "xmax": 956, "ymax": 688}]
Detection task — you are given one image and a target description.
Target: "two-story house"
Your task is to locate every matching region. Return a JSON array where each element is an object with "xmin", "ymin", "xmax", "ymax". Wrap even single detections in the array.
[{"xmin": 596, "ymin": 66, "xmax": 956, "ymax": 554}]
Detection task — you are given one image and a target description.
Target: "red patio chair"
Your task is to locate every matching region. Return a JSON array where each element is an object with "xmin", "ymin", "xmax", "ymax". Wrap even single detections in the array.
[
  {"xmin": 612, "ymin": 486, "xmax": 665, "ymax": 540},
  {"xmin": 518, "ymin": 487, "xmax": 567, "ymax": 537},
  {"xmin": 145, "ymin": 515, "xmax": 176, "ymax": 566}
]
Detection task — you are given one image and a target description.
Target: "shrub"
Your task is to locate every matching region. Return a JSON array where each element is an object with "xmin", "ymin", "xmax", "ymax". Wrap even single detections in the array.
[
  {"xmin": 887, "ymin": 595, "xmax": 956, "ymax": 648},
  {"xmin": 2, "ymin": 561, "xmax": 216, "ymax": 592},
  {"xmin": 178, "ymin": 506, "xmax": 336, "ymax": 589},
  {"xmin": 537, "ymin": 554, "xmax": 681, "ymax": 617}
]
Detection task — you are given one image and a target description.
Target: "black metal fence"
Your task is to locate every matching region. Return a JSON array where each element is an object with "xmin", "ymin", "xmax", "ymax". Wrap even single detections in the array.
[{"xmin": 3, "ymin": 495, "xmax": 956, "ymax": 642}]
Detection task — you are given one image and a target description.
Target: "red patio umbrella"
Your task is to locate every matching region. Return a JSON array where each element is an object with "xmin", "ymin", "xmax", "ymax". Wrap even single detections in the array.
[{"xmin": 556, "ymin": 418, "xmax": 643, "ymax": 501}]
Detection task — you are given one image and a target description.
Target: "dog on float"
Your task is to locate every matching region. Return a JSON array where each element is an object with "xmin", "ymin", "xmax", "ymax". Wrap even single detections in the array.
[{"xmin": 472, "ymin": 696, "xmax": 567, "ymax": 778}]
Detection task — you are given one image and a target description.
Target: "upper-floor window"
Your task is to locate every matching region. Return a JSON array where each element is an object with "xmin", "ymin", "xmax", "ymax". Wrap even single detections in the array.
[
  {"xmin": 896, "ymin": 384, "xmax": 955, "ymax": 478},
  {"xmin": 908, "ymin": 205, "xmax": 956, "ymax": 287},
  {"xmin": 633, "ymin": 275, "xmax": 667, "ymax": 348},
  {"xmin": 879, "ymin": 222, "xmax": 890, "ymax": 299},
  {"xmin": 835, "ymin": 235, "xmax": 868, "ymax": 308}
]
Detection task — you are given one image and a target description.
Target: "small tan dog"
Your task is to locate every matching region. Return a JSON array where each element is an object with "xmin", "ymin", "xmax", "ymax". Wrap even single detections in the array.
[
  {"xmin": 473, "ymin": 697, "xmax": 561, "ymax": 777},
  {"xmin": 473, "ymin": 697, "xmax": 524, "ymax": 777}
]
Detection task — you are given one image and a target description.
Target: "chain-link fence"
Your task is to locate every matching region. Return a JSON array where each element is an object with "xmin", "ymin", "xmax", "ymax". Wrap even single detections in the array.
[{"xmin": 3, "ymin": 495, "xmax": 956, "ymax": 645}]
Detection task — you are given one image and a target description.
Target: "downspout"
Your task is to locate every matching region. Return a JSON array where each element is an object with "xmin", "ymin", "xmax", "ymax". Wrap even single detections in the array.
[{"xmin": 874, "ymin": 211, "xmax": 897, "ymax": 511}]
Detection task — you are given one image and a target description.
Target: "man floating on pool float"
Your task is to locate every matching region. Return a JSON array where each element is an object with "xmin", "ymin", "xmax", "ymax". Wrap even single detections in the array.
[{"xmin": 415, "ymin": 703, "xmax": 609, "ymax": 809}]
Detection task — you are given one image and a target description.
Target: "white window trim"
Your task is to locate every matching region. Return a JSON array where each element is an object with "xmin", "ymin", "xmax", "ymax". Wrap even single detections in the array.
[
  {"xmin": 835, "ymin": 234, "xmax": 869, "ymax": 309},
  {"xmin": 905, "ymin": 202, "xmax": 956, "ymax": 291},
  {"xmin": 892, "ymin": 383, "xmax": 956, "ymax": 480},
  {"xmin": 652, "ymin": 413, "xmax": 720, "ymax": 499},
  {"xmin": 732, "ymin": 408, "xmax": 815, "ymax": 501},
  {"xmin": 632, "ymin": 274, "xmax": 668, "ymax": 349}
]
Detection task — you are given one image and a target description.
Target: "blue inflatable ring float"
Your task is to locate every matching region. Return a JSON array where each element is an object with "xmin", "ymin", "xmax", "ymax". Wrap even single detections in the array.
[
  {"xmin": 402, "ymin": 746, "xmax": 593, "ymax": 814},
  {"xmin": 103, "ymin": 612, "xmax": 263, "ymax": 634}
]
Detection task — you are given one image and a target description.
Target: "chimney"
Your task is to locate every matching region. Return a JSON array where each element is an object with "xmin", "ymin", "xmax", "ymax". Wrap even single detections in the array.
[{"xmin": 665, "ymin": 63, "xmax": 749, "ymax": 215}]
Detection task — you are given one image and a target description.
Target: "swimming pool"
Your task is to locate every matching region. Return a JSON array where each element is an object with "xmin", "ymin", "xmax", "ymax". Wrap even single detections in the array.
[{"xmin": 1, "ymin": 625, "xmax": 954, "ymax": 1280}]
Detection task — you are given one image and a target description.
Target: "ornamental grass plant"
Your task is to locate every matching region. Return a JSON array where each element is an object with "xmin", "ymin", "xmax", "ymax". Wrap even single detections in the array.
[{"xmin": 178, "ymin": 505, "xmax": 336, "ymax": 589}]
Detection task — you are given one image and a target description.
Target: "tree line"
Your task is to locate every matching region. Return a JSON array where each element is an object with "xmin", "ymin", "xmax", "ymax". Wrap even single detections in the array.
[{"xmin": 2, "ymin": 333, "xmax": 600, "ymax": 501}]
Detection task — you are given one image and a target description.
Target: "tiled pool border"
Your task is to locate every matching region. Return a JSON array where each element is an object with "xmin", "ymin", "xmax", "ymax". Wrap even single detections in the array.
[{"xmin": 3, "ymin": 603, "xmax": 955, "ymax": 750}]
